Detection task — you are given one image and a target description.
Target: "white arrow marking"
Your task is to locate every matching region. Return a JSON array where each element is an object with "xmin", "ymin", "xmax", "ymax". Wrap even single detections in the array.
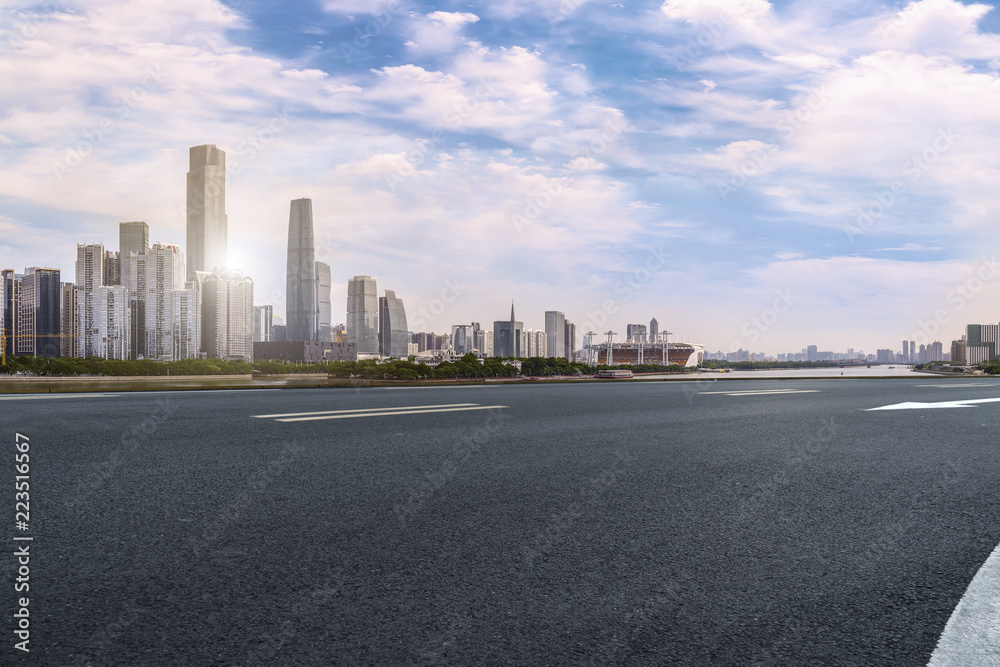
[{"xmin": 868, "ymin": 397, "xmax": 1000, "ymax": 411}]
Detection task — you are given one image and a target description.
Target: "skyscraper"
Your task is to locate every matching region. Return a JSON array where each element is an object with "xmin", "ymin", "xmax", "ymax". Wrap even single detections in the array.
[
  {"xmin": 492, "ymin": 303, "xmax": 523, "ymax": 358},
  {"xmin": 95, "ymin": 285, "xmax": 130, "ymax": 360},
  {"xmin": 195, "ymin": 267, "xmax": 254, "ymax": 362},
  {"xmin": 315, "ymin": 260, "xmax": 331, "ymax": 342},
  {"xmin": 347, "ymin": 276, "xmax": 379, "ymax": 355},
  {"xmin": 565, "ymin": 320, "xmax": 577, "ymax": 361},
  {"xmin": 378, "ymin": 290, "xmax": 409, "ymax": 358},
  {"xmin": 286, "ymin": 198, "xmax": 317, "ymax": 342},
  {"xmin": 650, "ymin": 317, "xmax": 659, "ymax": 344},
  {"xmin": 545, "ymin": 311, "xmax": 566, "ymax": 359},
  {"xmin": 76, "ymin": 243, "xmax": 108, "ymax": 358},
  {"xmin": 60, "ymin": 283, "xmax": 77, "ymax": 357},
  {"xmin": 144, "ymin": 243, "xmax": 184, "ymax": 360},
  {"xmin": 186, "ymin": 145, "xmax": 228, "ymax": 280},
  {"xmin": 120, "ymin": 220, "xmax": 150, "ymax": 358},
  {"xmin": 253, "ymin": 305, "xmax": 273, "ymax": 343}
]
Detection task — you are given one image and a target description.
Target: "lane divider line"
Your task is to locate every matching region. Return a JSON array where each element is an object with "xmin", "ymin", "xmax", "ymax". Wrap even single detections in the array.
[
  {"xmin": 274, "ymin": 405, "xmax": 510, "ymax": 422},
  {"xmin": 253, "ymin": 403, "xmax": 480, "ymax": 419}
]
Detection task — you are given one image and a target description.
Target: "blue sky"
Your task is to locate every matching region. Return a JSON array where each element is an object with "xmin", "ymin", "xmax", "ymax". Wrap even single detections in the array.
[{"xmin": 3, "ymin": 0, "xmax": 1000, "ymax": 354}]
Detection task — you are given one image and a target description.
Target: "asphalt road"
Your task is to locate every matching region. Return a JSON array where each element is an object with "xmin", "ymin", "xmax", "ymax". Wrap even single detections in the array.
[{"xmin": 5, "ymin": 378, "xmax": 1000, "ymax": 665}]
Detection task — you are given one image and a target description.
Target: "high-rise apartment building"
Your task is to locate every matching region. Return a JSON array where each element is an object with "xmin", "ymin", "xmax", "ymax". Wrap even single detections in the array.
[
  {"xmin": 103, "ymin": 250, "xmax": 120, "ymax": 286},
  {"xmin": 347, "ymin": 276, "xmax": 378, "ymax": 355},
  {"xmin": 76, "ymin": 243, "xmax": 110, "ymax": 358},
  {"xmin": 120, "ymin": 221, "xmax": 151, "ymax": 357},
  {"xmin": 95, "ymin": 285, "xmax": 130, "ymax": 360},
  {"xmin": 545, "ymin": 311, "xmax": 566, "ymax": 360},
  {"xmin": 286, "ymin": 198, "xmax": 317, "ymax": 342},
  {"xmin": 172, "ymin": 287, "xmax": 201, "ymax": 360},
  {"xmin": 186, "ymin": 145, "xmax": 228, "ymax": 280},
  {"xmin": 378, "ymin": 290, "xmax": 409, "ymax": 358},
  {"xmin": 60, "ymin": 283, "xmax": 77, "ymax": 357},
  {"xmin": 143, "ymin": 244, "xmax": 184, "ymax": 360},
  {"xmin": 194, "ymin": 268, "xmax": 254, "ymax": 362},
  {"xmin": 627, "ymin": 324, "xmax": 648, "ymax": 344},
  {"xmin": 316, "ymin": 260, "xmax": 331, "ymax": 343}
]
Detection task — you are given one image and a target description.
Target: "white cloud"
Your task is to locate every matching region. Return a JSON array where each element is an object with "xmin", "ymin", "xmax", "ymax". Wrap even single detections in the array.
[{"xmin": 406, "ymin": 11, "xmax": 479, "ymax": 53}]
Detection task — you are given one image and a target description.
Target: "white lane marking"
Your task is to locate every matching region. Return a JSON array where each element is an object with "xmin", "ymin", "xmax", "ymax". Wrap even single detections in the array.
[
  {"xmin": 701, "ymin": 389, "xmax": 819, "ymax": 396},
  {"xmin": 275, "ymin": 405, "xmax": 509, "ymax": 422},
  {"xmin": 868, "ymin": 397, "xmax": 1000, "ymax": 411},
  {"xmin": 253, "ymin": 403, "xmax": 480, "ymax": 419},
  {"xmin": 914, "ymin": 384, "xmax": 996, "ymax": 388},
  {"xmin": 928, "ymin": 541, "xmax": 1000, "ymax": 666},
  {"xmin": 0, "ymin": 393, "xmax": 121, "ymax": 400}
]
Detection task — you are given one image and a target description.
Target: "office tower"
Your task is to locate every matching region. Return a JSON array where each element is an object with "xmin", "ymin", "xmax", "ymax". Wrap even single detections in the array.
[
  {"xmin": 286, "ymin": 198, "xmax": 317, "ymax": 342},
  {"xmin": 965, "ymin": 324, "xmax": 998, "ymax": 365},
  {"xmin": 16, "ymin": 268, "xmax": 61, "ymax": 358},
  {"xmin": 650, "ymin": 317, "xmax": 659, "ymax": 344},
  {"xmin": 76, "ymin": 243, "xmax": 108, "ymax": 358},
  {"xmin": 378, "ymin": 290, "xmax": 409, "ymax": 358},
  {"xmin": 60, "ymin": 283, "xmax": 77, "ymax": 357},
  {"xmin": 103, "ymin": 251, "xmax": 120, "ymax": 286},
  {"xmin": 186, "ymin": 144, "xmax": 228, "ymax": 280},
  {"xmin": 565, "ymin": 321, "xmax": 577, "ymax": 362},
  {"xmin": 347, "ymin": 275, "xmax": 378, "ymax": 355},
  {"xmin": 451, "ymin": 324, "xmax": 470, "ymax": 355},
  {"xmin": 316, "ymin": 261, "xmax": 331, "ymax": 342},
  {"xmin": 545, "ymin": 311, "xmax": 566, "ymax": 360},
  {"xmin": 253, "ymin": 305, "xmax": 273, "ymax": 343},
  {"xmin": 194, "ymin": 268, "xmax": 254, "ymax": 362},
  {"xmin": 95, "ymin": 285, "xmax": 130, "ymax": 360},
  {"xmin": 492, "ymin": 303, "xmax": 523, "ymax": 358},
  {"xmin": 171, "ymin": 287, "xmax": 201, "ymax": 360},
  {"xmin": 902, "ymin": 340, "xmax": 909, "ymax": 363},
  {"xmin": 144, "ymin": 244, "xmax": 184, "ymax": 360},
  {"xmin": 807, "ymin": 345, "xmax": 818, "ymax": 362}
]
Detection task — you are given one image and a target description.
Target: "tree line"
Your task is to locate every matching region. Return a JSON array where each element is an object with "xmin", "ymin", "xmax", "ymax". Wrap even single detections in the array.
[{"xmin": 1, "ymin": 353, "xmax": 687, "ymax": 380}]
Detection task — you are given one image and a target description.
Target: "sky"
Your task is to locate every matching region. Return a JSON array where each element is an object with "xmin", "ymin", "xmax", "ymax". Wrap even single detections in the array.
[{"xmin": 2, "ymin": 0, "xmax": 1000, "ymax": 355}]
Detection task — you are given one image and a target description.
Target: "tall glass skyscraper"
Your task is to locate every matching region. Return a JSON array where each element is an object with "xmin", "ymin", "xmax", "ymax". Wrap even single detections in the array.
[
  {"xmin": 347, "ymin": 276, "xmax": 378, "ymax": 355},
  {"xmin": 378, "ymin": 290, "xmax": 408, "ymax": 358},
  {"xmin": 545, "ymin": 310, "xmax": 565, "ymax": 359},
  {"xmin": 316, "ymin": 261, "xmax": 331, "ymax": 342},
  {"xmin": 286, "ymin": 198, "xmax": 317, "ymax": 342},
  {"xmin": 186, "ymin": 145, "xmax": 228, "ymax": 280}
]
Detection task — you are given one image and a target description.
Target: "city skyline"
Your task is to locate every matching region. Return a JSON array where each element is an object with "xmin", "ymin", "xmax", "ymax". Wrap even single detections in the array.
[{"xmin": 4, "ymin": 0, "xmax": 1000, "ymax": 352}]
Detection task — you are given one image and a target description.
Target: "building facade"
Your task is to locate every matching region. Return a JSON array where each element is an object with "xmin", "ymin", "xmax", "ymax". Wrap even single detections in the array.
[
  {"xmin": 186, "ymin": 145, "xmax": 228, "ymax": 280},
  {"xmin": 253, "ymin": 305, "xmax": 273, "ymax": 343},
  {"xmin": 286, "ymin": 198, "xmax": 317, "ymax": 342},
  {"xmin": 545, "ymin": 311, "xmax": 565, "ymax": 360},
  {"xmin": 379, "ymin": 290, "xmax": 409, "ymax": 358},
  {"xmin": 347, "ymin": 275, "xmax": 379, "ymax": 355},
  {"xmin": 195, "ymin": 268, "xmax": 254, "ymax": 362},
  {"xmin": 492, "ymin": 303, "xmax": 523, "ymax": 358},
  {"xmin": 316, "ymin": 260, "xmax": 331, "ymax": 342}
]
